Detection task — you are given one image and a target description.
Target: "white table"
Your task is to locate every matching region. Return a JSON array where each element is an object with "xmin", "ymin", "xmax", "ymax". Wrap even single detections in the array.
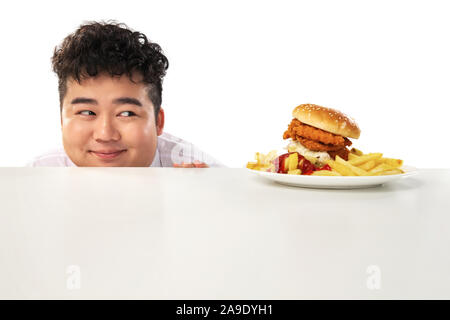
[{"xmin": 0, "ymin": 168, "xmax": 449, "ymax": 299}]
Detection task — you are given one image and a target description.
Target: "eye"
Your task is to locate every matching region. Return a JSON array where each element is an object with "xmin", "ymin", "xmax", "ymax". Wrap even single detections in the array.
[
  {"xmin": 78, "ymin": 110, "xmax": 96, "ymax": 116},
  {"xmin": 119, "ymin": 111, "xmax": 137, "ymax": 117}
]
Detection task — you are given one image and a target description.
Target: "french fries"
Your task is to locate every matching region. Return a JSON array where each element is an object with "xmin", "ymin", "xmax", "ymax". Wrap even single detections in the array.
[
  {"xmin": 246, "ymin": 150, "xmax": 278, "ymax": 172},
  {"xmin": 348, "ymin": 153, "xmax": 382, "ymax": 166},
  {"xmin": 327, "ymin": 160, "xmax": 355, "ymax": 176},
  {"xmin": 335, "ymin": 156, "xmax": 368, "ymax": 176},
  {"xmin": 312, "ymin": 170, "xmax": 341, "ymax": 176},
  {"xmin": 247, "ymin": 148, "xmax": 405, "ymax": 177},
  {"xmin": 350, "ymin": 148, "xmax": 364, "ymax": 156},
  {"xmin": 326, "ymin": 149, "xmax": 404, "ymax": 176}
]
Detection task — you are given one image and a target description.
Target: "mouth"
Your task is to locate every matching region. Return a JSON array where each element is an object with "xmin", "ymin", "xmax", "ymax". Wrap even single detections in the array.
[{"xmin": 89, "ymin": 149, "xmax": 127, "ymax": 160}]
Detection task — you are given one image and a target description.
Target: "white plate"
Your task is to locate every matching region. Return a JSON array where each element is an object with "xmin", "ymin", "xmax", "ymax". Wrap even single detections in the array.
[{"xmin": 248, "ymin": 165, "xmax": 418, "ymax": 189}]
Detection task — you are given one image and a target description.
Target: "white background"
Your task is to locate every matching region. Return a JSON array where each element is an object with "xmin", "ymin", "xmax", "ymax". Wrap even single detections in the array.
[{"xmin": 0, "ymin": 0, "xmax": 449, "ymax": 168}]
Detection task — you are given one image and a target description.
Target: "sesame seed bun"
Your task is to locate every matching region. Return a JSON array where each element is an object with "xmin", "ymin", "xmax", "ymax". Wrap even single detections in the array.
[{"xmin": 292, "ymin": 104, "xmax": 361, "ymax": 139}]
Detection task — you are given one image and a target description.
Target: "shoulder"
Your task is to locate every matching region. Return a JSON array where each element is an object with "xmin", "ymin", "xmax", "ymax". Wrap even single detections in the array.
[
  {"xmin": 157, "ymin": 132, "xmax": 225, "ymax": 167},
  {"xmin": 26, "ymin": 148, "xmax": 75, "ymax": 167}
]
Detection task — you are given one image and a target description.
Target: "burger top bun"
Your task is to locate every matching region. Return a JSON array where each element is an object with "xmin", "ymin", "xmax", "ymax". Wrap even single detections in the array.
[{"xmin": 292, "ymin": 104, "xmax": 361, "ymax": 139}]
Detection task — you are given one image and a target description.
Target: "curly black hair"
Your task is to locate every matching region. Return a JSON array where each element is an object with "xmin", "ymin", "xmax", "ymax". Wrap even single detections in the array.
[{"xmin": 52, "ymin": 21, "xmax": 169, "ymax": 119}]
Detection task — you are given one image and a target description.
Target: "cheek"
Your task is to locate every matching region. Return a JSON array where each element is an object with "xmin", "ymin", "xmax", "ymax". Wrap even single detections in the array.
[
  {"xmin": 62, "ymin": 119, "xmax": 91, "ymax": 145},
  {"xmin": 123, "ymin": 121, "xmax": 157, "ymax": 147}
]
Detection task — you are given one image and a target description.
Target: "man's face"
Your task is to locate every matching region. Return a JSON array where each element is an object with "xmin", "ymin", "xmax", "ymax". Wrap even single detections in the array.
[{"xmin": 61, "ymin": 73, "xmax": 164, "ymax": 167}]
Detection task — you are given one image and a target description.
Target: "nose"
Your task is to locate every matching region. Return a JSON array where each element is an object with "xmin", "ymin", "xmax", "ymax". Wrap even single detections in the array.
[{"xmin": 93, "ymin": 114, "xmax": 121, "ymax": 142}]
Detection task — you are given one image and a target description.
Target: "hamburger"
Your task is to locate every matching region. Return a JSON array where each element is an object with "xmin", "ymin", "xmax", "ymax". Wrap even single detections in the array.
[{"xmin": 283, "ymin": 104, "xmax": 360, "ymax": 166}]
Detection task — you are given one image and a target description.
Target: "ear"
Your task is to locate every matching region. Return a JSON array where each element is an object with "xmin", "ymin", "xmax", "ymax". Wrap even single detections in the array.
[{"xmin": 156, "ymin": 108, "xmax": 165, "ymax": 136}]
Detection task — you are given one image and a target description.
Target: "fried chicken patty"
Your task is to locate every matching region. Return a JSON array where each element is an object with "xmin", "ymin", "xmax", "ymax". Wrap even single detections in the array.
[
  {"xmin": 283, "ymin": 119, "xmax": 352, "ymax": 147},
  {"xmin": 295, "ymin": 136, "xmax": 350, "ymax": 152},
  {"xmin": 328, "ymin": 148, "xmax": 350, "ymax": 161},
  {"xmin": 283, "ymin": 118, "xmax": 352, "ymax": 160}
]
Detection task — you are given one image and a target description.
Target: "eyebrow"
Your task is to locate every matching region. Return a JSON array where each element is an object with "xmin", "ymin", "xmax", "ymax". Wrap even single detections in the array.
[
  {"xmin": 113, "ymin": 97, "xmax": 142, "ymax": 107},
  {"xmin": 71, "ymin": 97, "xmax": 97, "ymax": 105},
  {"xmin": 70, "ymin": 97, "xmax": 142, "ymax": 107}
]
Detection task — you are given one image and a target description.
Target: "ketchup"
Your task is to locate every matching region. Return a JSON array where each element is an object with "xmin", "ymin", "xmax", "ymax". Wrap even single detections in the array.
[
  {"xmin": 274, "ymin": 152, "xmax": 332, "ymax": 175},
  {"xmin": 274, "ymin": 152, "xmax": 296, "ymax": 173}
]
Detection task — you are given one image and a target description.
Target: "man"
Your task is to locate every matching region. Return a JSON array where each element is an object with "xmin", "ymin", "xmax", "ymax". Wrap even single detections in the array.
[{"xmin": 28, "ymin": 21, "xmax": 223, "ymax": 168}]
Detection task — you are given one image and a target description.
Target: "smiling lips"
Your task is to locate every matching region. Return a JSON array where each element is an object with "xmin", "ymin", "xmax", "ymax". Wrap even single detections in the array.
[{"xmin": 89, "ymin": 149, "xmax": 127, "ymax": 160}]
